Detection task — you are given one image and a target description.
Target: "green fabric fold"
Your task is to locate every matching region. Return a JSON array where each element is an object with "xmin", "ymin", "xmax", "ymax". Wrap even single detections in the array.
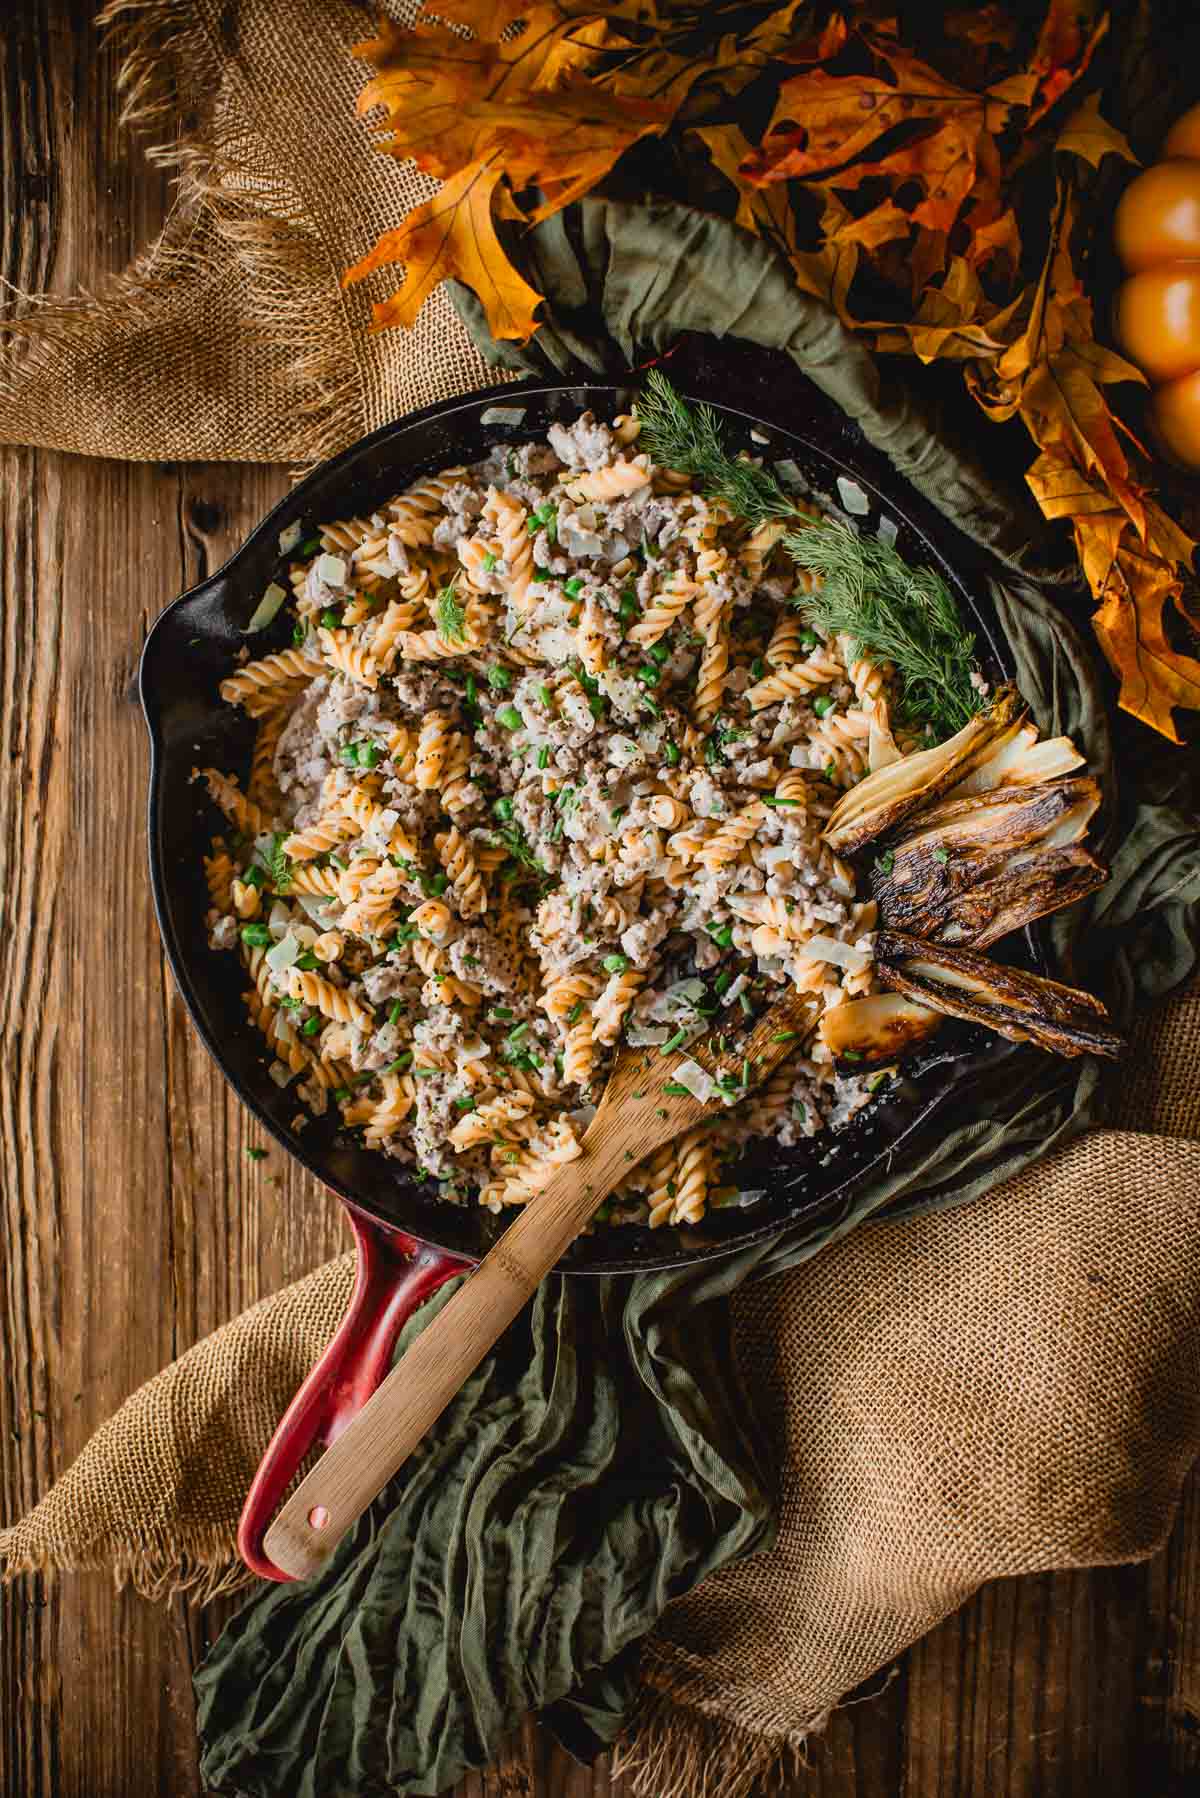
[{"xmin": 196, "ymin": 199, "xmax": 1200, "ymax": 1798}]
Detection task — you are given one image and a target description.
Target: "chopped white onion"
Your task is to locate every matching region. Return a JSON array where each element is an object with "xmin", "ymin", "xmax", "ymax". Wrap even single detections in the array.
[
  {"xmin": 721, "ymin": 974, "xmax": 748, "ymax": 1007},
  {"xmin": 749, "ymin": 428, "xmax": 770, "ymax": 445},
  {"xmin": 804, "ymin": 933, "xmax": 872, "ymax": 971},
  {"xmin": 836, "ymin": 475, "xmax": 870, "ymax": 516},
  {"xmin": 268, "ymin": 900, "xmax": 291, "ymax": 940},
  {"xmin": 877, "ymin": 515, "xmax": 899, "ymax": 547},
  {"xmin": 458, "ymin": 1037, "xmax": 491, "ymax": 1062},
  {"xmin": 626, "ymin": 1021, "xmax": 669, "ymax": 1047},
  {"xmin": 296, "ymin": 894, "xmax": 336, "ymax": 923},
  {"xmin": 316, "ymin": 552, "xmax": 346, "ymax": 587},
  {"xmin": 244, "ymin": 581, "xmax": 287, "ymax": 633},
  {"xmin": 606, "ymin": 733, "xmax": 641, "ymax": 768},
  {"xmin": 673, "ymin": 1058, "xmax": 716, "ymax": 1103},
  {"xmin": 278, "ymin": 520, "xmax": 303, "ymax": 554},
  {"xmin": 774, "ymin": 458, "xmax": 804, "ymax": 490},
  {"xmin": 268, "ymin": 1060, "xmax": 294, "ymax": 1088},
  {"xmin": 265, "ymin": 931, "xmax": 301, "ymax": 973},
  {"xmin": 480, "ymin": 405, "xmax": 527, "ymax": 426}
]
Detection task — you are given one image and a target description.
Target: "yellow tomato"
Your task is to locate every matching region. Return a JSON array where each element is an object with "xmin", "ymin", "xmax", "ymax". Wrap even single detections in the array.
[
  {"xmin": 1114, "ymin": 161, "xmax": 1200, "ymax": 271},
  {"xmin": 1164, "ymin": 101, "xmax": 1200, "ymax": 160},
  {"xmin": 1150, "ymin": 367, "xmax": 1200, "ymax": 469},
  {"xmin": 1114, "ymin": 265, "xmax": 1200, "ymax": 382}
]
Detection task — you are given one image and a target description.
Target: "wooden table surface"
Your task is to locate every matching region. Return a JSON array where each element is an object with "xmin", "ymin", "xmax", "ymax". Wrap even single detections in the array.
[{"xmin": 2, "ymin": 5, "xmax": 1199, "ymax": 1795}]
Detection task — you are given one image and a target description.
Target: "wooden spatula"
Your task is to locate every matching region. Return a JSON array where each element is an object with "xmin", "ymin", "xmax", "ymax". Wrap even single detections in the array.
[{"xmin": 263, "ymin": 984, "xmax": 816, "ymax": 1580}]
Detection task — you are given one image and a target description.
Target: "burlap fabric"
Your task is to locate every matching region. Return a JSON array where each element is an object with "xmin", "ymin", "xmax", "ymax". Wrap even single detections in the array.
[
  {"xmin": 3, "ymin": 987, "xmax": 1197, "ymax": 1795},
  {"xmin": 0, "ymin": 0, "xmax": 499, "ymax": 464},
  {"xmin": 3, "ymin": 2, "xmax": 1200, "ymax": 1793}
]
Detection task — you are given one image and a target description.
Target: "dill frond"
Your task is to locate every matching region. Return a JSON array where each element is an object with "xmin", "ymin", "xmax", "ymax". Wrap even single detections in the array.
[
  {"xmin": 635, "ymin": 371, "xmax": 982, "ymax": 739},
  {"xmin": 435, "ymin": 574, "xmax": 467, "ymax": 646},
  {"xmin": 636, "ymin": 367, "xmax": 800, "ymax": 528},
  {"xmin": 783, "ymin": 522, "xmax": 982, "ymax": 737}
]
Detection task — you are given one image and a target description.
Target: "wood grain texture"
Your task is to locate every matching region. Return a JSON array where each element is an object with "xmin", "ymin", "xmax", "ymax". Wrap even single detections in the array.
[{"xmin": 0, "ymin": 2, "xmax": 1197, "ymax": 1794}]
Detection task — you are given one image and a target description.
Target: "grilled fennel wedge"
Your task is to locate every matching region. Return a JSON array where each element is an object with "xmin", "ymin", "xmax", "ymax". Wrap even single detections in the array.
[
  {"xmin": 870, "ymin": 778, "xmax": 1107, "ymax": 947},
  {"xmin": 871, "ymin": 932, "xmax": 1123, "ymax": 1059},
  {"xmin": 822, "ymin": 687, "xmax": 1028, "ymax": 855}
]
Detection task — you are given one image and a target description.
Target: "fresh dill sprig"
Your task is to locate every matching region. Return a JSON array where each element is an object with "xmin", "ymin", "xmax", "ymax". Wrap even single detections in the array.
[
  {"xmin": 636, "ymin": 370, "xmax": 981, "ymax": 738},
  {"xmin": 435, "ymin": 573, "xmax": 467, "ymax": 645},
  {"xmin": 636, "ymin": 367, "xmax": 805, "ymax": 529},
  {"xmin": 784, "ymin": 521, "xmax": 982, "ymax": 738},
  {"xmin": 254, "ymin": 831, "xmax": 292, "ymax": 893}
]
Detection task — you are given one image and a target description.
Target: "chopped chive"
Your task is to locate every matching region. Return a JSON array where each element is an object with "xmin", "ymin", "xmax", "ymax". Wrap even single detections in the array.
[
  {"xmin": 492, "ymin": 1006, "xmax": 514, "ymax": 1020},
  {"xmin": 536, "ymin": 746, "xmax": 550, "ymax": 770},
  {"xmin": 453, "ymin": 1095, "xmax": 477, "ymax": 1112},
  {"xmin": 243, "ymin": 863, "xmax": 267, "ymax": 890},
  {"xmin": 292, "ymin": 621, "xmax": 307, "ymax": 647},
  {"xmin": 750, "ymin": 656, "xmax": 765, "ymax": 681},
  {"xmin": 647, "ymin": 641, "xmax": 670, "ymax": 666},
  {"xmin": 532, "ymin": 566, "xmax": 551, "ymax": 583},
  {"xmin": 761, "ymin": 795, "xmax": 800, "ymax": 808},
  {"xmin": 633, "ymin": 1089, "xmax": 646, "ymax": 1099},
  {"xmin": 465, "ymin": 674, "xmax": 478, "ymax": 707},
  {"xmin": 773, "ymin": 1030, "xmax": 798, "ymax": 1042},
  {"xmin": 662, "ymin": 1082, "xmax": 689, "ymax": 1096},
  {"xmin": 743, "ymin": 1058, "xmax": 751, "ymax": 1086},
  {"xmin": 660, "ymin": 1028, "xmax": 688, "ymax": 1055},
  {"xmin": 481, "ymin": 550, "xmax": 498, "ymax": 573},
  {"xmin": 640, "ymin": 695, "xmax": 660, "ymax": 717},
  {"xmin": 932, "ymin": 847, "xmax": 950, "ymax": 865},
  {"xmin": 602, "ymin": 953, "xmax": 630, "ymax": 974},
  {"xmin": 812, "ymin": 695, "xmax": 836, "ymax": 717},
  {"xmin": 302, "ymin": 1015, "xmax": 323, "ymax": 1037},
  {"xmin": 841, "ymin": 1049, "xmax": 864, "ymax": 1062},
  {"xmin": 388, "ymin": 1000, "xmax": 404, "ymax": 1025},
  {"xmin": 413, "ymin": 1067, "xmax": 436, "ymax": 1079},
  {"xmin": 386, "ymin": 1052, "xmax": 413, "ymax": 1073},
  {"xmin": 567, "ymin": 1000, "xmax": 584, "ymax": 1025},
  {"xmin": 538, "ymin": 683, "xmax": 553, "ymax": 708},
  {"xmin": 246, "ymin": 1146, "xmax": 266, "ymax": 1161},
  {"xmin": 298, "ymin": 535, "xmax": 321, "ymax": 556},
  {"xmin": 656, "ymin": 1106, "xmax": 668, "ymax": 1118},
  {"xmin": 663, "ymin": 739, "xmax": 680, "ymax": 765},
  {"xmin": 487, "ymin": 664, "xmax": 511, "ymax": 691},
  {"xmin": 798, "ymin": 627, "xmax": 820, "ymax": 649},
  {"xmin": 874, "ymin": 851, "xmax": 895, "ymax": 877},
  {"xmin": 333, "ymin": 1086, "xmax": 351, "ymax": 1103},
  {"xmin": 564, "ymin": 575, "xmax": 583, "ymax": 598},
  {"xmin": 320, "ymin": 607, "xmax": 341, "ymax": 629},
  {"xmin": 637, "ymin": 664, "xmax": 660, "ymax": 687},
  {"xmin": 824, "ymin": 761, "xmax": 837, "ymax": 780},
  {"xmin": 492, "ymin": 796, "xmax": 514, "ymax": 822},
  {"xmin": 713, "ymin": 970, "xmax": 733, "ymax": 995},
  {"xmin": 506, "ymin": 1021, "xmax": 530, "ymax": 1044},
  {"xmin": 707, "ymin": 923, "xmax": 734, "ymax": 948},
  {"xmin": 738, "ymin": 991, "xmax": 753, "ymax": 1017},
  {"xmin": 497, "ymin": 704, "xmax": 523, "ymax": 730},
  {"xmin": 294, "ymin": 952, "xmax": 321, "ymax": 970}
]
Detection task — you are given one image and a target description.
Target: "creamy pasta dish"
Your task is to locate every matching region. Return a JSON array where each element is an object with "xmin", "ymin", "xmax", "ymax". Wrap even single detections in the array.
[{"xmin": 199, "ymin": 407, "xmax": 902, "ymax": 1228}]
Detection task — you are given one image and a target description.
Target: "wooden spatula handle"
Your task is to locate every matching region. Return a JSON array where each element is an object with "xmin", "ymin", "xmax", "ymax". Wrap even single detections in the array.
[{"xmin": 262, "ymin": 1144, "xmax": 620, "ymax": 1581}]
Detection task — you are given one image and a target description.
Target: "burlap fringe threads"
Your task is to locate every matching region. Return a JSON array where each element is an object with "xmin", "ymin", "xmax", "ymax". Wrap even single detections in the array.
[{"xmin": 0, "ymin": 0, "xmax": 363, "ymax": 466}]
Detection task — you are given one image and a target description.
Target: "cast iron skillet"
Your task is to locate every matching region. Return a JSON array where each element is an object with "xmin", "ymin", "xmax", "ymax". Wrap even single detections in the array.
[{"xmin": 139, "ymin": 354, "xmax": 1035, "ymax": 1578}]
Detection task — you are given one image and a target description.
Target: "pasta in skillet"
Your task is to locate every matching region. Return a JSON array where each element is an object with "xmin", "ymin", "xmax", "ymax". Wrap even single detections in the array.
[{"xmin": 199, "ymin": 408, "xmax": 900, "ymax": 1228}]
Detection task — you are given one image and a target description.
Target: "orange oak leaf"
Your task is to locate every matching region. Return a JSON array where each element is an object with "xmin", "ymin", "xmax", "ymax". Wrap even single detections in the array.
[
  {"xmin": 1054, "ymin": 90, "xmax": 1138, "ymax": 168},
  {"xmin": 342, "ymin": 154, "xmax": 543, "ymax": 342},
  {"xmin": 1026, "ymin": 0, "xmax": 1109, "ymax": 126},
  {"xmin": 1092, "ymin": 541, "xmax": 1200, "ymax": 742}
]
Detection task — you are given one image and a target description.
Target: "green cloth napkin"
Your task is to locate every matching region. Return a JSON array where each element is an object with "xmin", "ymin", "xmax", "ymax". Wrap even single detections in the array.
[{"xmin": 196, "ymin": 199, "xmax": 1200, "ymax": 1798}]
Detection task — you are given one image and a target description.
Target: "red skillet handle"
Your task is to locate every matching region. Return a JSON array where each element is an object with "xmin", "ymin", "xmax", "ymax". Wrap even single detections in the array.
[{"xmin": 237, "ymin": 1207, "xmax": 467, "ymax": 1581}]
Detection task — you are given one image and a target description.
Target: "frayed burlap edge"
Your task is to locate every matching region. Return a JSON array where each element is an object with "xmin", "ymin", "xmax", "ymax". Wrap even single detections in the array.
[
  {"xmin": 4, "ymin": 1525, "xmax": 253, "ymax": 1607},
  {"xmin": 0, "ymin": 0, "xmax": 364, "ymax": 466}
]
